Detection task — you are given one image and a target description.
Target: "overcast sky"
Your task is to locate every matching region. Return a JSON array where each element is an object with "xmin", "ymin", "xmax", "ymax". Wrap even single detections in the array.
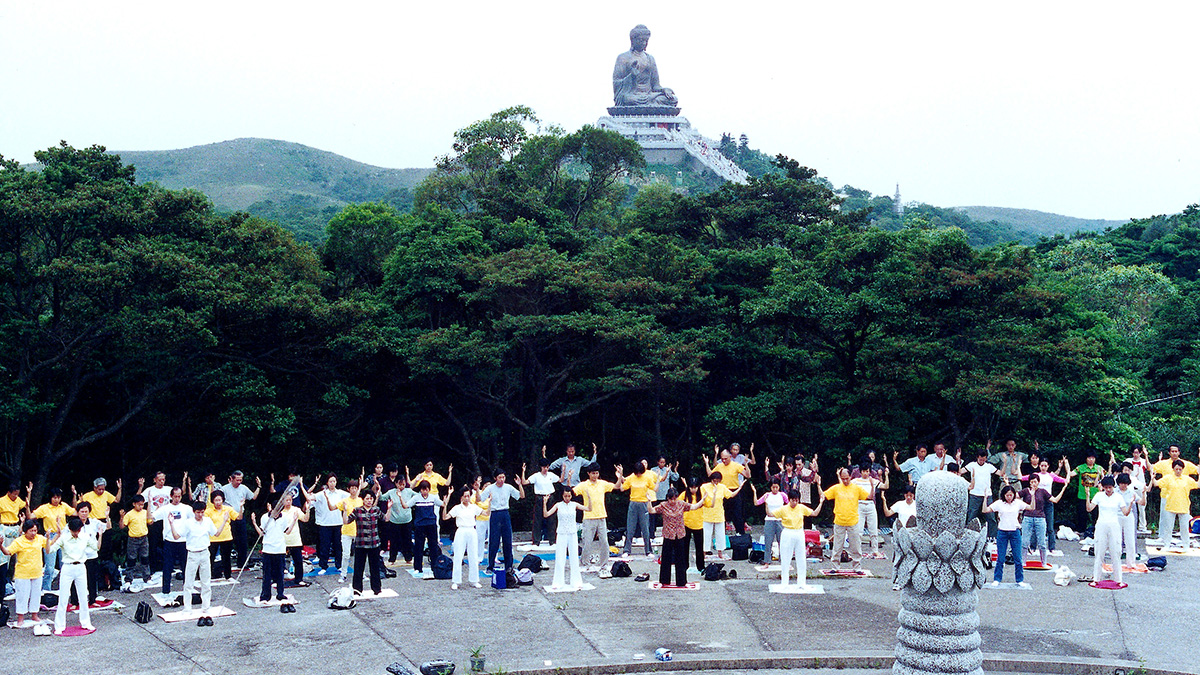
[{"xmin": 3, "ymin": 2, "xmax": 1197, "ymax": 220}]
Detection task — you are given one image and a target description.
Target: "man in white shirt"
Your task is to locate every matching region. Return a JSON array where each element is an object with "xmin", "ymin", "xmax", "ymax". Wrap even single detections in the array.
[
  {"xmin": 961, "ymin": 450, "xmax": 998, "ymax": 538},
  {"xmin": 312, "ymin": 475, "xmax": 348, "ymax": 574},
  {"xmin": 523, "ymin": 459, "xmax": 560, "ymax": 545},
  {"xmin": 50, "ymin": 517, "xmax": 97, "ymax": 633},
  {"xmin": 140, "ymin": 472, "xmax": 173, "ymax": 571},
  {"xmin": 168, "ymin": 502, "xmax": 227, "ymax": 618},
  {"xmin": 152, "ymin": 488, "xmax": 190, "ymax": 595}
]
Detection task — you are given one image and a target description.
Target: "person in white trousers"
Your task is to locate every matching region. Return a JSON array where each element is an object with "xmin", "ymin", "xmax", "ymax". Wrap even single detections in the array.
[
  {"xmin": 1088, "ymin": 476, "xmax": 1132, "ymax": 584},
  {"xmin": 169, "ymin": 502, "xmax": 227, "ymax": 617},
  {"xmin": 51, "ymin": 517, "xmax": 96, "ymax": 633},
  {"xmin": 772, "ymin": 489, "xmax": 825, "ymax": 587},
  {"xmin": 1114, "ymin": 473, "xmax": 1144, "ymax": 563},
  {"xmin": 544, "ymin": 489, "xmax": 590, "ymax": 590},
  {"xmin": 443, "ymin": 487, "xmax": 482, "ymax": 589}
]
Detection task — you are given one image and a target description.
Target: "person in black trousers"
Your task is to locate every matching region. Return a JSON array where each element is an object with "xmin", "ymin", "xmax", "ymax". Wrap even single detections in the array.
[{"xmin": 649, "ymin": 487, "xmax": 704, "ymax": 587}]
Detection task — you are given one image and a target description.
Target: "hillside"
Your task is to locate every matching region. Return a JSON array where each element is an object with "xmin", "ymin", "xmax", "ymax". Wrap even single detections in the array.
[
  {"xmin": 954, "ymin": 206, "xmax": 1125, "ymax": 238},
  {"xmin": 112, "ymin": 138, "xmax": 431, "ymax": 243}
]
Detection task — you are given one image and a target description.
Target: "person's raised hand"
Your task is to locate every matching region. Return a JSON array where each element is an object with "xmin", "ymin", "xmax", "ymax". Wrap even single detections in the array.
[
  {"xmin": 116, "ymin": 478, "xmax": 122, "ymax": 490},
  {"xmin": 137, "ymin": 477, "xmax": 145, "ymax": 489},
  {"xmin": 256, "ymin": 476, "xmax": 262, "ymax": 487}
]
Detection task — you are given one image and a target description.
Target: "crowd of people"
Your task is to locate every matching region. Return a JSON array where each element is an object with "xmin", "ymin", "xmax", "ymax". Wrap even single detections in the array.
[{"xmin": 1, "ymin": 439, "xmax": 1197, "ymax": 632}]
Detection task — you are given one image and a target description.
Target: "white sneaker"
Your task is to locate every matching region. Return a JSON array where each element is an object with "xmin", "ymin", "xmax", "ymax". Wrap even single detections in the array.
[
  {"xmin": 422, "ymin": 571, "xmax": 434, "ymax": 580},
  {"xmin": 598, "ymin": 568, "xmax": 613, "ymax": 579},
  {"xmin": 451, "ymin": 583, "xmax": 459, "ymax": 590},
  {"xmin": 987, "ymin": 580, "xmax": 1000, "ymax": 587},
  {"xmin": 1048, "ymin": 550, "xmax": 1063, "ymax": 557},
  {"xmin": 1017, "ymin": 582, "xmax": 1032, "ymax": 589},
  {"xmin": 473, "ymin": 582, "xmax": 482, "ymax": 588},
  {"xmin": 338, "ymin": 574, "xmax": 347, "ymax": 583},
  {"xmin": 646, "ymin": 553, "xmax": 657, "ymax": 560}
]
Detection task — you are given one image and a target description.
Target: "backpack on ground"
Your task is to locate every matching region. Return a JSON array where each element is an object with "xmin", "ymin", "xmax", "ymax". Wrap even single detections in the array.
[
  {"xmin": 505, "ymin": 569, "xmax": 519, "ymax": 589},
  {"xmin": 134, "ymin": 600, "xmax": 153, "ymax": 624},
  {"xmin": 431, "ymin": 555, "xmax": 454, "ymax": 580},
  {"xmin": 1146, "ymin": 556, "xmax": 1167, "ymax": 570},
  {"xmin": 607, "ymin": 527, "xmax": 626, "ymax": 547},
  {"xmin": 327, "ymin": 587, "xmax": 356, "ymax": 610},
  {"xmin": 730, "ymin": 534, "xmax": 751, "ymax": 561},
  {"xmin": 749, "ymin": 549, "xmax": 765, "ymax": 564},
  {"xmin": 517, "ymin": 554, "xmax": 543, "ymax": 573},
  {"xmin": 703, "ymin": 562, "xmax": 725, "ymax": 581},
  {"xmin": 610, "ymin": 560, "xmax": 632, "ymax": 578},
  {"xmin": 0, "ymin": 604, "xmax": 9, "ymax": 627}
]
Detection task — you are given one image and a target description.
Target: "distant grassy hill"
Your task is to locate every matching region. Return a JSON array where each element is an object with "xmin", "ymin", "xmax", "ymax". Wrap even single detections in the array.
[
  {"xmin": 112, "ymin": 139, "xmax": 431, "ymax": 243},
  {"xmin": 954, "ymin": 206, "xmax": 1126, "ymax": 238}
]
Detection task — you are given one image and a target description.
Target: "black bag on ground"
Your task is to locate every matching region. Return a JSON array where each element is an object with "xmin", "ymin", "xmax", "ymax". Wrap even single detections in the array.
[
  {"xmin": 431, "ymin": 554, "xmax": 454, "ymax": 580},
  {"xmin": 382, "ymin": 566, "xmax": 397, "ymax": 578},
  {"xmin": 0, "ymin": 605, "xmax": 9, "ymax": 627},
  {"xmin": 610, "ymin": 560, "xmax": 632, "ymax": 577},
  {"xmin": 1146, "ymin": 556, "xmax": 1167, "ymax": 570},
  {"xmin": 518, "ymin": 553, "xmax": 543, "ymax": 573},
  {"xmin": 505, "ymin": 569, "xmax": 519, "ymax": 588},
  {"xmin": 703, "ymin": 562, "xmax": 725, "ymax": 581},
  {"xmin": 607, "ymin": 527, "xmax": 626, "ymax": 547},
  {"xmin": 730, "ymin": 534, "xmax": 751, "ymax": 561},
  {"xmin": 134, "ymin": 600, "xmax": 153, "ymax": 624},
  {"xmin": 749, "ymin": 549, "xmax": 765, "ymax": 564}
]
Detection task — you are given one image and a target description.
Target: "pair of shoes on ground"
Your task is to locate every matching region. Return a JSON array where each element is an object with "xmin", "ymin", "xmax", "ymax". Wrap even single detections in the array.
[
  {"xmin": 450, "ymin": 583, "xmax": 482, "ymax": 589},
  {"xmin": 278, "ymin": 603, "xmax": 296, "ymax": 613},
  {"xmin": 196, "ymin": 616, "xmax": 214, "ymax": 627}
]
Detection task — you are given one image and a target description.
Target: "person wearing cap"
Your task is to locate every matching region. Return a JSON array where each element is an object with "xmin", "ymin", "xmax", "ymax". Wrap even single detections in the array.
[
  {"xmin": 573, "ymin": 463, "xmax": 624, "ymax": 573},
  {"xmin": 74, "ymin": 477, "xmax": 121, "ymax": 561},
  {"xmin": 548, "ymin": 443, "xmax": 598, "ymax": 489},
  {"xmin": 168, "ymin": 501, "xmax": 228, "ymax": 617}
]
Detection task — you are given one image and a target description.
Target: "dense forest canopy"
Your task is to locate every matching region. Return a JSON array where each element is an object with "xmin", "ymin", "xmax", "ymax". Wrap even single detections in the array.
[{"xmin": 3, "ymin": 109, "xmax": 1199, "ymax": 504}]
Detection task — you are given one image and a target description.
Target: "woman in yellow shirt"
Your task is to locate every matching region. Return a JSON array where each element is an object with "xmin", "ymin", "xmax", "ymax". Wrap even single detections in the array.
[
  {"xmin": 1, "ymin": 520, "xmax": 57, "ymax": 628},
  {"xmin": 680, "ymin": 479, "xmax": 706, "ymax": 572},
  {"xmin": 205, "ymin": 491, "xmax": 238, "ymax": 580},
  {"xmin": 771, "ymin": 489, "xmax": 825, "ymax": 587},
  {"xmin": 701, "ymin": 471, "xmax": 743, "ymax": 560}
]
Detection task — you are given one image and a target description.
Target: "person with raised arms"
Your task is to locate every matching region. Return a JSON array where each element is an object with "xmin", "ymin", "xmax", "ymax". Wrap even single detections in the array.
[
  {"xmin": 408, "ymin": 460, "xmax": 452, "ymax": 498},
  {"xmin": 1073, "ymin": 451, "xmax": 1105, "ymax": 535},
  {"xmin": 344, "ymin": 490, "xmax": 384, "ymax": 596},
  {"xmin": 1150, "ymin": 459, "xmax": 1199, "ymax": 548},
  {"xmin": 1, "ymin": 519, "xmax": 56, "ymax": 629},
  {"xmin": 31, "ymin": 486, "xmax": 70, "ymax": 592},
  {"xmin": 70, "ymin": 501, "xmax": 106, "ymax": 607},
  {"xmin": 334, "ymin": 475, "xmax": 364, "ymax": 584},
  {"xmin": 205, "ymin": 490, "xmax": 238, "ymax": 581},
  {"xmin": 751, "ymin": 478, "xmax": 786, "ymax": 562},
  {"xmin": 892, "ymin": 445, "xmax": 938, "ymax": 486},
  {"xmin": 620, "ymin": 459, "xmax": 658, "ymax": 558},
  {"xmin": 50, "ymin": 516, "xmax": 96, "ymax": 633},
  {"xmin": 771, "ymin": 488, "xmax": 826, "ymax": 587},
  {"xmin": 73, "ymin": 477, "xmax": 121, "ymax": 561},
  {"xmin": 1017, "ymin": 473, "xmax": 1068, "ymax": 566},
  {"xmin": 523, "ymin": 457, "xmax": 560, "ymax": 546},
  {"xmin": 442, "ymin": 486, "xmax": 483, "ymax": 590},
  {"xmin": 401, "ymin": 480, "xmax": 443, "ymax": 579},
  {"xmin": 824, "ymin": 467, "xmax": 871, "ymax": 571},
  {"xmin": 1018, "ymin": 454, "xmax": 1070, "ymax": 555},
  {"xmin": 961, "ymin": 449, "xmax": 998, "ymax": 537},
  {"xmin": 1088, "ymin": 476, "xmax": 1133, "ymax": 585},
  {"xmin": 648, "ymin": 487, "xmax": 703, "ymax": 587},
  {"xmin": 544, "ymin": 487, "xmax": 591, "ymax": 590},
  {"xmin": 850, "ymin": 459, "xmax": 889, "ymax": 559},
  {"xmin": 574, "ymin": 463, "xmax": 625, "ymax": 575},
  {"xmin": 220, "ymin": 470, "xmax": 260, "ymax": 570},
  {"xmin": 168, "ymin": 501, "xmax": 228, "ymax": 620},
  {"xmin": 548, "ymin": 443, "xmax": 597, "ymax": 489},
  {"xmin": 649, "ymin": 456, "xmax": 680, "ymax": 538},
  {"xmin": 987, "ymin": 439, "xmax": 1029, "ymax": 488},
  {"xmin": 728, "ymin": 442, "xmax": 756, "ymax": 535},
  {"xmin": 482, "ymin": 466, "xmax": 526, "ymax": 574},
  {"xmin": 704, "ymin": 447, "xmax": 750, "ymax": 535},
  {"xmin": 255, "ymin": 502, "xmax": 294, "ymax": 611},
  {"xmin": 380, "ymin": 475, "xmax": 416, "ymax": 566},
  {"xmin": 312, "ymin": 474, "xmax": 348, "ymax": 576},
  {"xmin": 140, "ymin": 472, "xmax": 174, "ymax": 571},
  {"xmin": 152, "ymin": 487, "xmax": 190, "ymax": 596},
  {"xmin": 1113, "ymin": 472, "xmax": 1144, "ymax": 562},
  {"xmin": 700, "ymin": 468, "xmax": 743, "ymax": 561},
  {"xmin": 120, "ymin": 494, "xmax": 152, "ymax": 584},
  {"xmin": 982, "ymin": 485, "xmax": 1033, "ymax": 587}
]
